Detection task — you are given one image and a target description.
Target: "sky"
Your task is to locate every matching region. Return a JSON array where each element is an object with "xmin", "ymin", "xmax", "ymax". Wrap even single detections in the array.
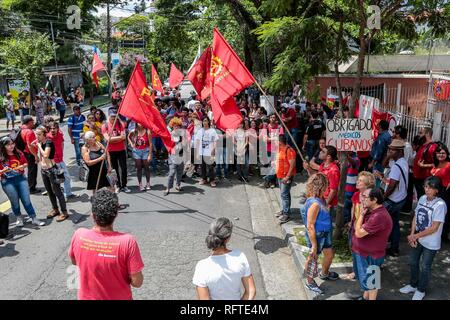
[{"xmin": 94, "ymin": 1, "xmax": 154, "ymax": 18}]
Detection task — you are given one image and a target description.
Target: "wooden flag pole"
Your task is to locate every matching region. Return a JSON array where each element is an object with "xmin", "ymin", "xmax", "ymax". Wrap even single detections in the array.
[{"xmin": 253, "ymin": 81, "xmax": 306, "ymax": 163}]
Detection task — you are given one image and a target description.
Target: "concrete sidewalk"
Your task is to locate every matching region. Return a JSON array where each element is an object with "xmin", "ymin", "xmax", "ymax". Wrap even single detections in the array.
[{"xmin": 266, "ymin": 173, "xmax": 450, "ymax": 300}]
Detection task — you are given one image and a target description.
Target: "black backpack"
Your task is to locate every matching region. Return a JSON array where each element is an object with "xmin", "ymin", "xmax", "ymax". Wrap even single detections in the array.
[{"xmin": 10, "ymin": 128, "xmax": 26, "ymax": 152}]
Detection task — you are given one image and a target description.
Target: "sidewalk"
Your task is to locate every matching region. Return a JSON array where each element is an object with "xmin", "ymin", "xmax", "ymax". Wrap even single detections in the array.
[
  {"xmin": 0, "ymin": 94, "xmax": 110, "ymax": 135},
  {"xmin": 266, "ymin": 173, "xmax": 450, "ymax": 300}
]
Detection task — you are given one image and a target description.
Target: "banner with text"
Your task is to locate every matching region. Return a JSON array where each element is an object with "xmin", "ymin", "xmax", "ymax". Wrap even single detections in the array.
[
  {"xmin": 326, "ymin": 118, "xmax": 373, "ymax": 152},
  {"xmin": 359, "ymin": 95, "xmax": 380, "ymax": 120}
]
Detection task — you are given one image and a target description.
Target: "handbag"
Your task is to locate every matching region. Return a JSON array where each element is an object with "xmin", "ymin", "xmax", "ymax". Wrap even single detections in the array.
[
  {"xmin": 106, "ymin": 169, "xmax": 118, "ymax": 187},
  {"xmin": 0, "ymin": 213, "xmax": 9, "ymax": 239},
  {"xmin": 79, "ymin": 163, "xmax": 89, "ymax": 182}
]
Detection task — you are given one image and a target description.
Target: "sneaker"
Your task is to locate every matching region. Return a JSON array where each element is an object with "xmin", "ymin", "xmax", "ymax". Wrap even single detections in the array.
[
  {"xmin": 121, "ymin": 187, "xmax": 131, "ymax": 193},
  {"xmin": 199, "ymin": 180, "xmax": 207, "ymax": 185},
  {"xmin": 270, "ymin": 184, "xmax": 276, "ymax": 189},
  {"xmin": 140, "ymin": 184, "xmax": 146, "ymax": 192},
  {"xmin": 32, "ymin": 218, "xmax": 45, "ymax": 226},
  {"xmin": 15, "ymin": 216, "xmax": 24, "ymax": 227},
  {"xmin": 65, "ymin": 194, "xmax": 80, "ymax": 201},
  {"xmin": 305, "ymin": 280, "xmax": 323, "ymax": 295},
  {"xmin": 278, "ymin": 215, "xmax": 290, "ymax": 224},
  {"xmin": 210, "ymin": 181, "xmax": 217, "ymax": 187},
  {"xmin": 274, "ymin": 211, "xmax": 283, "ymax": 217},
  {"xmin": 319, "ymin": 271, "xmax": 340, "ymax": 281},
  {"xmin": 145, "ymin": 184, "xmax": 151, "ymax": 191},
  {"xmin": 399, "ymin": 285, "xmax": 417, "ymax": 294},
  {"xmin": 30, "ymin": 188, "xmax": 42, "ymax": 194},
  {"xmin": 412, "ymin": 290, "xmax": 425, "ymax": 300},
  {"xmin": 41, "ymin": 190, "xmax": 48, "ymax": 196}
]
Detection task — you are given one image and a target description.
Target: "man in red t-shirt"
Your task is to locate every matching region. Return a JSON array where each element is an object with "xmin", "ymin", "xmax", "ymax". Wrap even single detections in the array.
[
  {"xmin": 20, "ymin": 115, "xmax": 40, "ymax": 193},
  {"xmin": 305, "ymin": 145, "xmax": 340, "ymax": 214},
  {"xmin": 102, "ymin": 111, "xmax": 129, "ymax": 192},
  {"xmin": 412, "ymin": 127, "xmax": 437, "ymax": 199},
  {"xmin": 69, "ymin": 188, "xmax": 144, "ymax": 300},
  {"xmin": 281, "ymin": 106, "xmax": 299, "ymax": 148},
  {"xmin": 47, "ymin": 121, "xmax": 78, "ymax": 200}
]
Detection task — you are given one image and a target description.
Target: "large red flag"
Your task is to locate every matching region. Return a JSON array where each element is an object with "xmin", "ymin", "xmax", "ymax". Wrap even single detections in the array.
[
  {"xmin": 91, "ymin": 53, "xmax": 105, "ymax": 88},
  {"xmin": 151, "ymin": 64, "xmax": 164, "ymax": 93},
  {"xmin": 210, "ymin": 28, "xmax": 255, "ymax": 105},
  {"xmin": 187, "ymin": 47, "xmax": 211, "ymax": 99},
  {"xmin": 210, "ymin": 94, "xmax": 243, "ymax": 131},
  {"xmin": 168, "ymin": 63, "xmax": 184, "ymax": 89},
  {"xmin": 119, "ymin": 62, "xmax": 174, "ymax": 153}
]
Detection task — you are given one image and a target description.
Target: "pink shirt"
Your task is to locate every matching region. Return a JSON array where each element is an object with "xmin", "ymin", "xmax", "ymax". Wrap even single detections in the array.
[{"xmin": 68, "ymin": 228, "xmax": 144, "ymax": 300}]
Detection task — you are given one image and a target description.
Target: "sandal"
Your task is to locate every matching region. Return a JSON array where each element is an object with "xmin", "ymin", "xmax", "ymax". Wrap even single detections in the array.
[
  {"xmin": 210, "ymin": 181, "xmax": 217, "ymax": 187},
  {"xmin": 164, "ymin": 189, "xmax": 170, "ymax": 196},
  {"xmin": 56, "ymin": 213, "xmax": 69, "ymax": 222},
  {"xmin": 199, "ymin": 180, "xmax": 207, "ymax": 185},
  {"xmin": 175, "ymin": 186, "xmax": 182, "ymax": 192},
  {"xmin": 47, "ymin": 209, "xmax": 60, "ymax": 219}
]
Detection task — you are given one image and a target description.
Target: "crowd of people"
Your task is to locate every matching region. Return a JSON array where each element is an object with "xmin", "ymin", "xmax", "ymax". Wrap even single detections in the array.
[{"xmin": 1, "ymin": 82, "xmax": 449, "ymax": 301}]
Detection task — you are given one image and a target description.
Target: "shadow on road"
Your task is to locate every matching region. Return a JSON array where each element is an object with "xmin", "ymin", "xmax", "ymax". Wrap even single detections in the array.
[
  {"xmin": 0, "ymin": 242, "xmax": 19, "ymax": 258},
  {"xmin": 253, "ymin": 235, "xmax": 288, "ymax": 255}
]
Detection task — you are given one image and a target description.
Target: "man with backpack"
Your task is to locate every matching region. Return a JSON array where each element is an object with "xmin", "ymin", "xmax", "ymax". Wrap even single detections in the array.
[
  {"xmin": 54, "ymin": 93, "xmax": 67, "ymax": 123},
  {"xmin": 67, "ymin": 105, "xmax": 86, "ymax": 166},
  {"xmin": 19, "ymin": 116, "xmax": 41, "ymax": 193}
]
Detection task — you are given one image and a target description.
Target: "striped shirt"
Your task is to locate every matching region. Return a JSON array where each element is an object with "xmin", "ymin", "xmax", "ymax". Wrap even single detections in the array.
[
  {"xmin": 345, "ymin": 154, "xmax": 360, "ymax": 196},
  {"xmin": 68, "ymin": 114, "xmax": 86, "ymax": 139}
]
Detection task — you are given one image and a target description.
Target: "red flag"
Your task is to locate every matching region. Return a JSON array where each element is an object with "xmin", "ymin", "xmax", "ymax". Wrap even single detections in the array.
[
  {"xmin": 211, "ymin": 28, "xmax": 255, "ymax": 105},
  {"xmin": 168, "ymin": 63, "xmax": 184, "ymax": 89},
  {"xmin": 151, "ymin": 64, "xmax": 164, "ymax": 93},
  {"xmin": 119, "ymin": 62, "xmax": 175, "ymax": 153},
  {"xmin": 210, "ymin": 94, "xmax": 243, "ymax": 131},
  {"xmin": 187, "ymin": 47, "xmax": 211, "ymax": 99},
  {"xmin": 91, "ymin": 53, "xmax": 105, "ymax": 88}
]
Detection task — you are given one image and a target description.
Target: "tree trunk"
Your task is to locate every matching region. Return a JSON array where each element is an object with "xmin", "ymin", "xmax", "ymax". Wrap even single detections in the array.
[
  {"xmin": 333, "ymin": 1, "xmax": 367, "ymax": 241},
  {"xmin": 334, "ymin": 16, "xmax": 345, "ymax": 107}
]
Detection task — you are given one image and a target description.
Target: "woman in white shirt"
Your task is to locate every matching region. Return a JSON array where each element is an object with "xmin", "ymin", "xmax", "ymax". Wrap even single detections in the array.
[{"xmin": 193, "ymin": 217, "xmax": 256, "ymax": 300}]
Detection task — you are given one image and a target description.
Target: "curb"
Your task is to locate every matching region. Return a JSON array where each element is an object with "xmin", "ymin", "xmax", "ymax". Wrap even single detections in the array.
[{"xmin": 265, "ymin": 185, "xmax": 353, "ymax": 300}]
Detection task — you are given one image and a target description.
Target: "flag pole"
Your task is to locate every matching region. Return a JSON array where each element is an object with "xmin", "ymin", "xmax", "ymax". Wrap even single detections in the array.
[
  {"xmin": 253, "ymin": 81, "xmax": 306, "ymax": 163},
  {"xmin": 94, "ymin": 65, "xmax": 129, "ymax": 192}
]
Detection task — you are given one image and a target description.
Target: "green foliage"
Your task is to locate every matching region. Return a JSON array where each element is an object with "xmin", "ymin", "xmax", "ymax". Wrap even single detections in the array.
[
  {"xmin": 306, "ymin": 85, "xmax": 321, "ymax": 104},
  {"xmin": 0, "ymin": 31, "xmax": 54, "ymax": 87}
]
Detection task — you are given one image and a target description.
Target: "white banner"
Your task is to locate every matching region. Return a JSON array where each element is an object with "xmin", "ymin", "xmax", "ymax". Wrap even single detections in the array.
[
  {"xmin": 326, "ymin": 118, "xmax": 374, "ymax": 152},
  {"xmin": 359, "ymin": 94, "xmax": 380, "ymax": 120}
]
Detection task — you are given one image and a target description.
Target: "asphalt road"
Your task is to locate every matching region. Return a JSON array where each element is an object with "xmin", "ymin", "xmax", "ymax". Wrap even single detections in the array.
[{"xmin": 0, "ymin": 107, "xmax": 305, "ymax": 300}]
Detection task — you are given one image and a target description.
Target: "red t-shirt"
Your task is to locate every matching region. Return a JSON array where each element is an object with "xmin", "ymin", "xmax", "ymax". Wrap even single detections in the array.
[
  {"xmin": 21, "ymin": 125, "xmax": 37, "ymax": 155},
  {"xmin": 413, "ymin": 142, "xmax": 438, "ymax": 179},
  {"xmin": 102, "ymin": 122, "xmax": 126, "ymax": 152},
  {"xmin": 133, "ymin": 130, "xmax": 150, "ymax": 150},
  {"xmin": 68, "ymin": 228, "xmax": 144, "ymax": 300},
  {"xmin": 351, "ymin": 206, "xmax": 393, "ymax": 259},
  {"xmin": 47, "ymin": 130, "xmax": 64, "ymax": 163},
  {"xmin": 431, "ymin": 162, "xmax": 450, "ymax": 188},
  {"xmin": 282, "ymin": 108, "xmax": 298, "ymax": 130},
  {"xmin": 319, "ymin": 161, "xmax": 340, "ymax": 208},
  {"xmin": 0, "ymin": 152, "xmax": 27, "ymax": 177}
]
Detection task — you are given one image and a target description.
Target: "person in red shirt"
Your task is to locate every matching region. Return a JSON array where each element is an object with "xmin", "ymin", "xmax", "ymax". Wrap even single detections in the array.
[
  {"xmin": 69, "ymin": 188, "xmax": 144, "ymax": 300},
  {"xmin": 281, "ymin": 106, "xmax": 299, "ymax": 148},
  {"xmin": 352, "ymin": 188, "xmax": 393, "ymax": 300},
  {"xmin": 306, "ymin": 145, "xmax": 340, "ymax": 214},
  {"xmin": 102, "ymin": 111, "xmax": 129, "ymax": 193},
  {"xmin": 21, "ymin": 116, "xmax": 40, "ymax": 193},
  {"xmin": 46, "ymin": 121, "xmax": 78, "ymax": 200},
  {"xmin": 0, "ymin": 136, "xmax": 45, "ymax": 227},
  {"xmin": 431, "ymin": 142, "xmax": 450, "ymax": 242},
  {"xmin": 413, "ymin": 127, "xmax": 437, "ymax": 199}
]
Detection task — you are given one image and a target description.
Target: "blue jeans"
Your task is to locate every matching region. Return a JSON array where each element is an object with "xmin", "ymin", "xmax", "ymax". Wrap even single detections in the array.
[
  {"xmin": 383, "ymin": 198, "xmax": 406, "ymax": 252},
  {"xmin": 278, "ymin": 178, "xmax": 292, "ymax": 215},
  {"xmin": 352, "ymin": 252, "xmax": 384, "ymax": 291},
  {"xmin": 56, "ymin": 162, "xmax": 73, "ymax": 197},
  {"xmin": 1, "ymin": 175, "xmax": 36, "ymax": 218},
  {"xmin": 73, "ymin": 138, "xmax": 82, "ymax": 165},
  {"xmin": 409, "ymin": 242, "xmax": 437, "ymax": 293},
  {"xmin": 306, "ymin": 140, "xmax": 317, "ymax": 160},
  {"xmin": 287, "ymin": 128, "xmax": 298, "ymax": 149}
]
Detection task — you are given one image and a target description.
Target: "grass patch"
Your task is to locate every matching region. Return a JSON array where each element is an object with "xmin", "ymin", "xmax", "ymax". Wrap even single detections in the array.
[
  {"xmin": 293, "ymin": 227, "xmax": 352, "ymax": 263},
  {"xmin": 92, "ymin": 95, "xmax": 110, "ymax": 107}
]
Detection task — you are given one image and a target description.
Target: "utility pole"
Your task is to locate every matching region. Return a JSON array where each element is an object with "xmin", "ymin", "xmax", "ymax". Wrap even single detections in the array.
[
  {"xmin": 50, "ymin": 21, "xmax": 60, "ymax": 92},
  {"xmin": 107, "ymin": 1, "xmax": 112, "ymax": 98}
]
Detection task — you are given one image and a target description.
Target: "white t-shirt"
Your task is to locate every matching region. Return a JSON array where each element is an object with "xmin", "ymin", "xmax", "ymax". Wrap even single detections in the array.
[
  {"xmin": 415, "ymin": 195, "xmax": 447, "ymax": 250},
  {"xmin": 387, "ymin": 157, "xmax": 409, "ymax": 202},
  {"xmin": 194, "ymin": 128, "xmax": 218, "ymax": 156},
  {"xmin": 192, "ymin": 250, "xmax": 252, "ymax": 300}
]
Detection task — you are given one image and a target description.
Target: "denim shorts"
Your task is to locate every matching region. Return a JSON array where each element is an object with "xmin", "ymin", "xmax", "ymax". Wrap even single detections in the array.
[
  {"xmin": 304, "ymin": 229, "xmax": 333, "ymax": 255},
  {"xmin": 132, "ymin": 148, "xmax": 149, "ymax": 160},
  {"xmin": 352, "ymin": 252, "xmax": 384, "ymax": 291},
  {"xmin": 6, "ymin": 111, "xmax": 16, "ymax": 121}
]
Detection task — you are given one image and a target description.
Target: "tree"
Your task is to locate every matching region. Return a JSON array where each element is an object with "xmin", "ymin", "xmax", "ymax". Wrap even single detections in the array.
[{"xmin": 0, "ymin": 31, "xmax": 54, "ymax": 92}]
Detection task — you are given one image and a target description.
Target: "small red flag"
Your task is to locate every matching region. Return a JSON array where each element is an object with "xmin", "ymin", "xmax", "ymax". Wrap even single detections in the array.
[
  {"xmin": 210, "ymin": 94, "xmax": 243, "ymax": 131},
  {"xmin": 119, "ymin": 62, "xmax": 175, "ymax": 153},
  {"xmin": 91, "ymin": 53, "xmax": 105, "ymax": 88},
  {"xmin": 211, "ymin": 28, "xmax": 255, "ymax": 105},
  {"xmin": 168, "ymin": 63, "xmax": 184, "ymax": 89},
  {"xmin": 187, "ymin": 47, "xmax": 211, "ymax": 100},
  {"xmin": 151, "ymin": 64, "xmax": 164, "ymax": 93}
]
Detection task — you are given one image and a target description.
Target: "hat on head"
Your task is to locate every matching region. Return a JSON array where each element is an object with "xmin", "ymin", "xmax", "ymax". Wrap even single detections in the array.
[
  {"xmin": 22, "ymin": 115, "xmax": 33, "ymax": 125},
  {"xmin": 389, "ymin": 139, "xmax": 405, "ymax": 149}
]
